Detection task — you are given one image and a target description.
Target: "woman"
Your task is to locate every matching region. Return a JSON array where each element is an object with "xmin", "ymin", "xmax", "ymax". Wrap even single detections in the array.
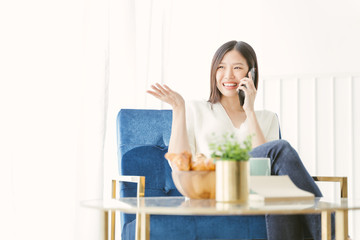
[{"xmin": 147, "ymin": 40, "xmax": 331, "ymax": 240}]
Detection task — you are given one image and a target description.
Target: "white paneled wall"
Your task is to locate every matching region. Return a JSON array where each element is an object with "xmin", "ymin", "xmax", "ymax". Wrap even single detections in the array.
[{"xmin": 256, "ymin": 74, "xmax": 360, "ymax": 239}]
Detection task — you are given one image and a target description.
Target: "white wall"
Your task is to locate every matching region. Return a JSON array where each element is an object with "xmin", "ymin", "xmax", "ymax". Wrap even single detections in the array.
[
  {"xmin": 260, "ymin": 74, "xmax": 360, "ymax": 238},
  {"xmin": 163, "ymin": 0, "xmax": 360, "ymax": 101},
  {"xmin": 110, "ymin": 0, "xmax": 360, "ymax": 105}
]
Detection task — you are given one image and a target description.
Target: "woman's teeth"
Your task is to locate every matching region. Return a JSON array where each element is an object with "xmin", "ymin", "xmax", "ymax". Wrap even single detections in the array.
[{"xmin": 223, "ymin": 83, "xmax": 237, "ymax": 87}]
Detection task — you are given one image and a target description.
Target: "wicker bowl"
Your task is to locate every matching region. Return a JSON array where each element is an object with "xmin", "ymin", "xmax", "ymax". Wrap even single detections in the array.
[{"xmin": 172, "ymin": 170, "xmax": 216, "ymax": 199}]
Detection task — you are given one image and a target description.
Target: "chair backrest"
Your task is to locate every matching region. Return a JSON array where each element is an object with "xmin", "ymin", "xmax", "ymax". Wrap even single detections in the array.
[{"xmin": 116, "ymin": 109, "xmax": 182, "ymax": 229}]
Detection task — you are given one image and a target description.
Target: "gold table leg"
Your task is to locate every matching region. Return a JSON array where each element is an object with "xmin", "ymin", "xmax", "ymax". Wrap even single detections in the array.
[
  {"xmin": 111, "ymin": 211, "xmax": 115, "ymax": 240},
  {"xmin": 105, "ymin": 211, "xmax": 109, "ymax": 240},
  {"xmin": 322, "ymin": 211, "xmax": 331, "ymax": 240},
  {"xmin": 336, "ymin": 210, "xmax": 348, "ymax": 240},
  {"xmin": 140, "ymin": 213, "xmax": 150, "ymax": 240},
  {"xmin": 135, "ymin": 213, "xmax": 150, "ymax": 240},
  {"xmin": 135, "ymin": 213, "xmax": 141, "ymax": 240}
]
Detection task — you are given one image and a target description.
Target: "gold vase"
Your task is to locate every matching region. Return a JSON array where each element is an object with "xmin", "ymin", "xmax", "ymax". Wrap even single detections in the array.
[{"xmin": 215, "ymin": 160, "xmax": 249, "ymax": 203}]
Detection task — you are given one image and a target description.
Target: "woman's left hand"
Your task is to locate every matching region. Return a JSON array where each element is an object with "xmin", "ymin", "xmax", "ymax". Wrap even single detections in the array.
[{"xmin": 236, "ymin": 71, "xmax": 257, "ymax": 114}]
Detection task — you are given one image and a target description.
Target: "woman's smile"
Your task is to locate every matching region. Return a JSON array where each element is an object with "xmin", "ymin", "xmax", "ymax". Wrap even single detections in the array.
[{"xmin": 222, "ymin": 81, "xmax": 238, "ymax": 89}]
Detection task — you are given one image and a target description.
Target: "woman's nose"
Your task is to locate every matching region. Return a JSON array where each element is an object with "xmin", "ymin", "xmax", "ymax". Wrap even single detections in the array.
[{"xmin": 224, "ymin": 68, "xmax": 234, "ymax": 79}]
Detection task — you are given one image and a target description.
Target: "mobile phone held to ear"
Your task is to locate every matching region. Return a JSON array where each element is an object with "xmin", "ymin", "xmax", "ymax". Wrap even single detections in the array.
[{"xmin": 238, "ymin": 68, "xmax": 256, "ymax": 106}]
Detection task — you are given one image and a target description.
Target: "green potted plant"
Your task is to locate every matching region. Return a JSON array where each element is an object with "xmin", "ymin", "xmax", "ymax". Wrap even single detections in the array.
[{"xmin": 209, "ymin": 133, "xmax": 252, "ymax": 203}]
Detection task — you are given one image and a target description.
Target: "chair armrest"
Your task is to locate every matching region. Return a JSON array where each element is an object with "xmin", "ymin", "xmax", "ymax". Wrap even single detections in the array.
[
  {"xmin": 109, "ymin": 176, "xmax": 145, "ymax": 240},
  {"xmin": 312, "ymin": 176, "xmax": 348, "ymax": 198},
  {"xmin": 111, "ymin": 175, "xmax": 145, "ymax": 199}
]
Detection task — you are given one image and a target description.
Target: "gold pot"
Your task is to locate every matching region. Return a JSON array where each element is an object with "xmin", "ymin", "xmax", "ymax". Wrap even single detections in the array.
[{"xmin": 215, "ymin": 160, "xmax": 249, "ymax": 203}]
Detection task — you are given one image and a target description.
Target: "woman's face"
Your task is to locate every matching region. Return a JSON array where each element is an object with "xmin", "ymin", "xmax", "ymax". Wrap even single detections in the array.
[{"xmin": 216, "ymin": 49, "xmax": 249, "ymax": 98}]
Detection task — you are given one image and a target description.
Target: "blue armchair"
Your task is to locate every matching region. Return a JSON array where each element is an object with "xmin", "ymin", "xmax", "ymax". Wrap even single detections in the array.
[{"xmin": 115, "ymin": 109, "xmax": 347, "ymax": 240}]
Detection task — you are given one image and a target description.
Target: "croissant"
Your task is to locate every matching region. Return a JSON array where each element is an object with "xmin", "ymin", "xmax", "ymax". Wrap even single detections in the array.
[
  {"xmin": 191, "ymin": 153, "xmax": 215, "ymax": 171},
  {"xmin": 165, "ymin": 151, "xmax": 192, "ymax": 171}
]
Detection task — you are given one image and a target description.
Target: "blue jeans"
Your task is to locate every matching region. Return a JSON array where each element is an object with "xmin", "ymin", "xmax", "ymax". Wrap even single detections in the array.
[{"xmin": 250, "ymin": 140, "xmax": 335, "ymax": 240}]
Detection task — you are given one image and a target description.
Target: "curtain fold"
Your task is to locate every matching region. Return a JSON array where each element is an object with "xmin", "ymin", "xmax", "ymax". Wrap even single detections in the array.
[
  {"xmin": 77, "ymin": 0, "xmax": 109, "ymax": 239},
  {"xmin": 1, "ymin": 0, "xmax": 108, "ymax": 239}
]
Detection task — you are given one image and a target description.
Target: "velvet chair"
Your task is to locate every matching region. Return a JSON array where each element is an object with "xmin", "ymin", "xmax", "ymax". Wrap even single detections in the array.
[{"xmin": 114, "ymin": 109, "xmax": 348, "ymax": 240}]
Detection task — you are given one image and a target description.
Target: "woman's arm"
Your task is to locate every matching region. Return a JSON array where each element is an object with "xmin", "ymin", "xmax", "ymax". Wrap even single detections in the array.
[
  {"xmin": 168, "ymin": 105, "xmax": 191, "ymax": 153},
  {"xmin": 237, "ymin": 72, "xmax": 266, "ymax": 148},
  {"xmin": 147, "ymin": 83, "xmax": 191, "ymax": 153},
  {"xmin": 246, "ymin": 111, "xmax": 267, "ymax": 148}
]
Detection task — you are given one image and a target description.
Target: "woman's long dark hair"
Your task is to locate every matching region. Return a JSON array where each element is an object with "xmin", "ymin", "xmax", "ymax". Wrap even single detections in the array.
[{"xmin": 208, "ymin": 40, "xmax": 259, "ymax": 104}]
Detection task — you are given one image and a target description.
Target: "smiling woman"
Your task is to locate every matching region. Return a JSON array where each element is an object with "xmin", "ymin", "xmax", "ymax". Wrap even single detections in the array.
[{"xmin": 146, "ymin": 40, "xmax": 333, "ymax": 240}]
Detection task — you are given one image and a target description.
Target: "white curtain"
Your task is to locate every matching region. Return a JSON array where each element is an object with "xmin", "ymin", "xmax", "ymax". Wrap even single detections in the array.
[
  {"xmin": 104, "ymin": 0, "xmax": 172, "ymax": 189},
  {"xmin": 0, "ymin": 0, "xmax": 107, "ymax": 239}
]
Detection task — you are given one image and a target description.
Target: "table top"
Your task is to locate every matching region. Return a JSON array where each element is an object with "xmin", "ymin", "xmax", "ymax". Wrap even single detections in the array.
[{"xmin": 81, "ymin": 197, "xmax": 360, "ymax": 215}]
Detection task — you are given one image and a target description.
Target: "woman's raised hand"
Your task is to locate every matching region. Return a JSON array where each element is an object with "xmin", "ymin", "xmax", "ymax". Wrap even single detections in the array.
[
  {"xmin": 147, "ymin": 83, "xmax": 185, "ymax": 109},
  {"xmin": 237, "ymin": 71, "xmax": 257, "ymax": 113}
]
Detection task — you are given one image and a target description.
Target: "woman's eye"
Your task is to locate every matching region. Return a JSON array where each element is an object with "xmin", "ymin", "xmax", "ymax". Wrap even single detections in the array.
[
  {"xmin": 234, "ymin": 67, "xmax": 242, "ymax": 70},
  {"xmin": 217, "ymin": 66, "xmax": 224, "ymax": 69}
]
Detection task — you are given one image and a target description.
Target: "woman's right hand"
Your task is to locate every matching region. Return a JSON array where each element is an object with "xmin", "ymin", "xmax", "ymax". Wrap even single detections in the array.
[{"xmin": 147, "ymin": 83, "xmax": 185, "ymax": 109}]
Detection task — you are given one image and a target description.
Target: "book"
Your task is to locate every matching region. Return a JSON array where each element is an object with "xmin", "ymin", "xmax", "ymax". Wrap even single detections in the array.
[{"xmin": 249, "ymin": 176, "xmax": 315, "ymax": 202}]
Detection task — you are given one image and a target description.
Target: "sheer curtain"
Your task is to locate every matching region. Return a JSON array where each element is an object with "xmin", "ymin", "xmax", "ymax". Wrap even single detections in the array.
[
  {"xmin": 0, "ymin": 0, "xmax": 107, "ymax": 239},
  {"xmin": 105, "ymin": 0, "xmax": 172, "ymax": 189}
]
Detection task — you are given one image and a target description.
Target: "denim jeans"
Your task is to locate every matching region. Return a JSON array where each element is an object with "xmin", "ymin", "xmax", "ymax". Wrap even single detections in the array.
[{"xmin": 250, "ymin": 140, "xmax": 335, "ymax": 240}]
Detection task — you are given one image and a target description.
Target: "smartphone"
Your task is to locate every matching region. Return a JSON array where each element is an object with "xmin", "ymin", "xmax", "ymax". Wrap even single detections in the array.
[{"xmin": 238, "ymin": 68, "xmax": 256, "ymax": 106}]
